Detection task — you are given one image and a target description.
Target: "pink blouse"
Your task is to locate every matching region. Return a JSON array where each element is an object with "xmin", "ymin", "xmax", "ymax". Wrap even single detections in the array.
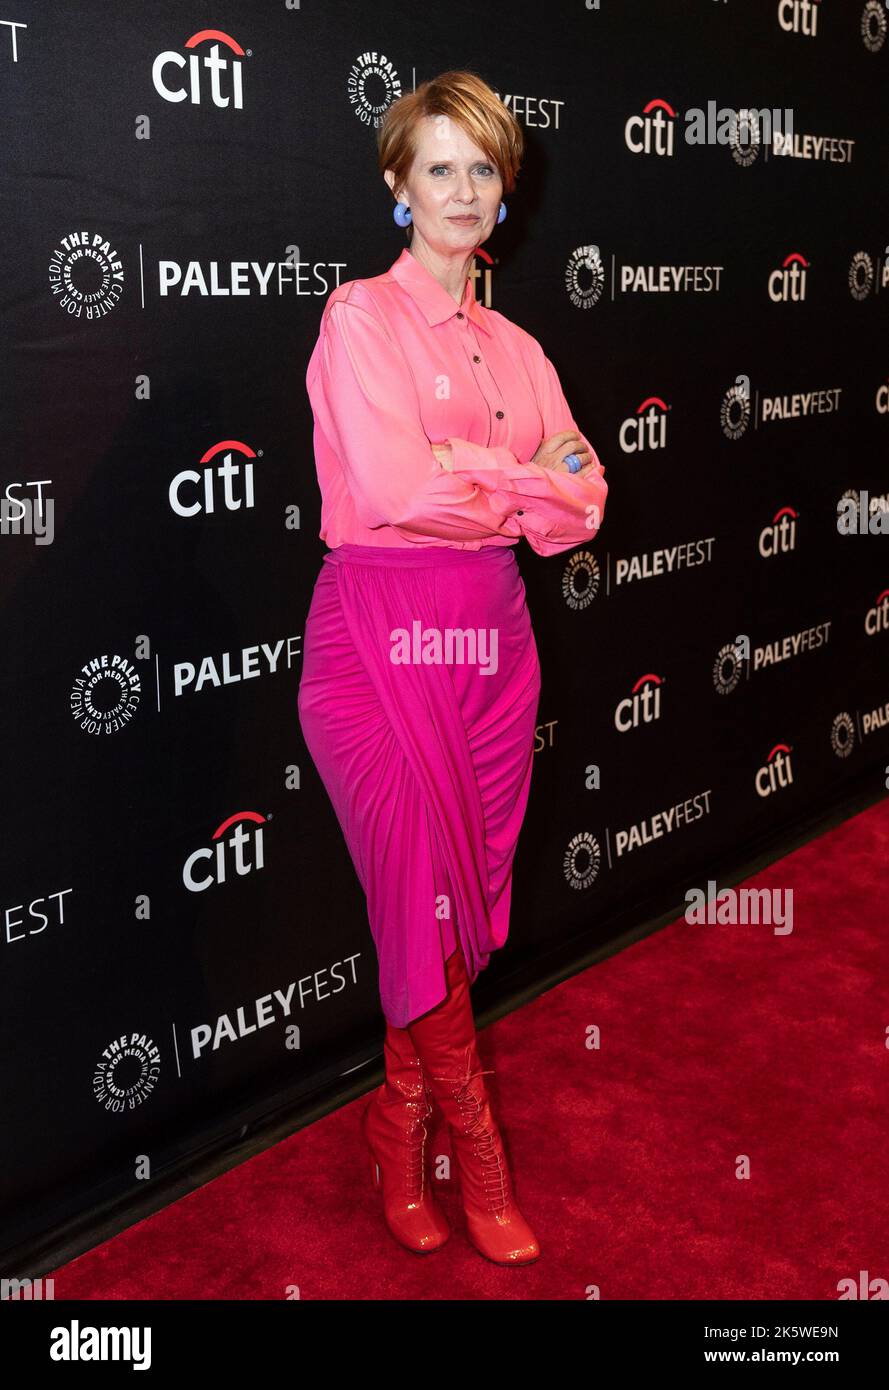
[{"xmin": 304, "ymin": 247, "xmax": 608, "ymax": 556}]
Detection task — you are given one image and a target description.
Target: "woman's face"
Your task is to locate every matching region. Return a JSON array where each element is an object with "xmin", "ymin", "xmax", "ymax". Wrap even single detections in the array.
[{"xmin": 386, "ymin": 115, "xmax": 503, "ymax": 256}]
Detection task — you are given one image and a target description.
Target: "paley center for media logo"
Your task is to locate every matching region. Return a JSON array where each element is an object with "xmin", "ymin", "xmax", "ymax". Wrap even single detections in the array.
[
  {"xmin": 93, "ymin": 1031, "xmax": 161, "ymax": 1113},
  {"xmin": 47, "ymin": 234, "xmax": 348, "ymax": 319},
  {"xmin": 563, "ymin": 244, "xmax": 723, "ymax": 310},
  {"xmin": 713, "ymin": 623, "xmax": 832, "ymax": 696},
  {"xmin": 561, "ymin": 548, "xmax": 604, "ymax": 611},
  {"xmin": 562, "ymin": 784, "xmax": 715, "ymax": 887},
  {"xmin": 348, "ymin": 49, "xmax": 403, "ymax": 127},
  {"xmin": 860, "ymin": 0, "xmax": 888, "ymax": 52},
  {"xmin": 91, "ymin": 966, "xmax": 362, "ymax": 1110},
  {"xmin": 70, "ymin": 632, "xmax": 300, "ymax": 735},
  {"xmin": 719, "ymin": 373, "xmax": 842, "ymax": 441},
  {"xmin": 49, "ymin": 231, "xmax": 124, "ymax": 320}
]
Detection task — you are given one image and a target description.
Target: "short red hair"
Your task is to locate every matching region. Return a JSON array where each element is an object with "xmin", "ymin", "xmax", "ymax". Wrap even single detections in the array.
[{"xmin": 377, "ymin": 69, "xmax": 524, "ymax": 210}]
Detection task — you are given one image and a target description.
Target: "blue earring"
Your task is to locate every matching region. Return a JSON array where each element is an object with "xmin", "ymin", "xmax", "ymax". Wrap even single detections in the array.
[{"xmin": 497, "ymin": 200, "xmax": 507, "ymax": 224}]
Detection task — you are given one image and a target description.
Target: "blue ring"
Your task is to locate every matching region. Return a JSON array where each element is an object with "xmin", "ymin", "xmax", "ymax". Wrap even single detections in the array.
[{"xmin": 564, "ymin": 453, "xmax": 582, "ymax": 473}]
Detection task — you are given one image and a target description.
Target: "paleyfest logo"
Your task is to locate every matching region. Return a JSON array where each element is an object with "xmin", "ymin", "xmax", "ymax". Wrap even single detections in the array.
[{"xmin": 49, "ymin": 232, "xmax": 124, "ymax": 319}]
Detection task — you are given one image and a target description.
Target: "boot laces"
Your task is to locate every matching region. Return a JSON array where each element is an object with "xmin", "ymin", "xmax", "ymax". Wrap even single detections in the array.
[
  {"xmin": 379, "ymin": 1065, "xmax": 433, "ymax": 1202},
  {"xmin": 401, "ymin": 1097, "xmax": 431, "ymax": 1201},
  {"xmin": 431, "ymin": 1066, "xmax": 510, "ymax": 1212}
]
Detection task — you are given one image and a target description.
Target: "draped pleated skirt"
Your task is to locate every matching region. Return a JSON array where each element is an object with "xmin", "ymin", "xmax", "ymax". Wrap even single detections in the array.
[{"xmin": 297, "ymin": 542, "xmax": 542, "ymax": 1027}]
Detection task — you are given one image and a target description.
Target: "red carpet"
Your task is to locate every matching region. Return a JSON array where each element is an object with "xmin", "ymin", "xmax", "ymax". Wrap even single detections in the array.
[{"xmin": 51, "ymin": 798, "xmax": 888, "ymax": 1299}]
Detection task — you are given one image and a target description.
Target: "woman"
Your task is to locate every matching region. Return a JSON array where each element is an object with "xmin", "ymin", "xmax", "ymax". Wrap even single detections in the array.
[{"xmin": 298, "ymin": 70, "xmax": 607, "ymax": 1267}]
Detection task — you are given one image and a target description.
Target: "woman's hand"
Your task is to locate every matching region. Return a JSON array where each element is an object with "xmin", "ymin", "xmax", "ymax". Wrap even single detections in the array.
[{"xmin": 531, "ymin": 430, "xmax": 597, "ymax": 475}]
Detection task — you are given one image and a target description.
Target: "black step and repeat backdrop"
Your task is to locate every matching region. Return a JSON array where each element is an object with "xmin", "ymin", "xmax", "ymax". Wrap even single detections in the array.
[{"xmin": 2, "ymin": 0, "xmax": 887, "ymax": 1264}]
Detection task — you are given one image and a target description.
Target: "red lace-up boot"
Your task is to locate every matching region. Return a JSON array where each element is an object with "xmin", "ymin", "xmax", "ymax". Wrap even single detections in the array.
[
  {"xmin": 362, "ymin": 1016, "xmax": 451, "ymax": 1253},
  {"xmin": 407, "ymin": 947, "xmax": 540, "ymax": 1266}
]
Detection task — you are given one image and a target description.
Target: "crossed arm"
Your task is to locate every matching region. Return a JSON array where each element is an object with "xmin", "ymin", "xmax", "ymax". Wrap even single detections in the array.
[{"xmin": 307, "ymin": 290, "xmax": 608, "ymax": 556}]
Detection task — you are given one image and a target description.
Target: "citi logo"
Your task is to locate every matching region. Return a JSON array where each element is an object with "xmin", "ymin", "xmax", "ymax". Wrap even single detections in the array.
[
  {"xmin": 183, "ymin": 811, "xmax": 268, "ymax": 893},
  {"xmin": 624, "ymin": 99, "xmax": 794, "ymax": 162},
  {"xmin": 615, "ymin": 674, "xmax": 663, "ymax": 732},
  {"xmin": 876, "ymin": 379, "xmax": 889, "ymax": 413},
  {"xmin": 619, "ymin": 396, "xmax": 670, "ymax": 453},
  {"xmin": 625, "ymin": 99, "xmax": 676, "ymax": 156},
  {"xmin": 169, "ymin": 440, "xmax": 259, "ymax": 517},
  {"xmin": 778, "ymin": 0, "xmax": 820, "ymax": 38},
  {"xmin": 759, "ymin": 506, "xmax": 799, "ymax": 557},
  {"xmin": 152, "ymin": 29, "xmax": 246, "ymax": 109},
  {"xmin": 864, "ymin": 589, "xmax": 889, "ymax": 636},
  {"xmin": 769, "ymin": 252, "xmax": 809, "ymax": 302},
  {"xmin": 755, "ymin": 743, "xmax": 794, "ymax": 797}
]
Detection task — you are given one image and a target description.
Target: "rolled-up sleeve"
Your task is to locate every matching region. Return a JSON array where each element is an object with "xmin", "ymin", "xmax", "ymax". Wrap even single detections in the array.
[
  {"xmin": 443, "ymin": 343, "xmax": 608, "ymax": 558},
  {"xmin": 307, "ymin": 294, "xmax": 525, "ymax": 544}
]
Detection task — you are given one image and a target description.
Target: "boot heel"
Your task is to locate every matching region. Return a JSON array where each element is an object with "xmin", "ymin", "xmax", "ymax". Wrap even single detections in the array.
[
  {"xmin": 364, "ymin": 1101, "xmax": 383, "ymax": 1188},
  {"xmin": 362, "ymin": 1067, "xmax": 450, "ymax": 1253}
]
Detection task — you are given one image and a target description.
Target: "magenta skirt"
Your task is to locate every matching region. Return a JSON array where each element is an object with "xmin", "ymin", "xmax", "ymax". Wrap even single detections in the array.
[{"xmin": 297, "ymin": 542, "xmax": 542, "ymax": 1027}]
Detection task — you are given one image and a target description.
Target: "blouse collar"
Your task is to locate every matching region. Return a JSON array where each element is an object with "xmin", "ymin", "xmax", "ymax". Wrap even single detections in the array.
[{"xmin": 388, "ymin": 247, "xmax": 492, "ymax": 336}]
